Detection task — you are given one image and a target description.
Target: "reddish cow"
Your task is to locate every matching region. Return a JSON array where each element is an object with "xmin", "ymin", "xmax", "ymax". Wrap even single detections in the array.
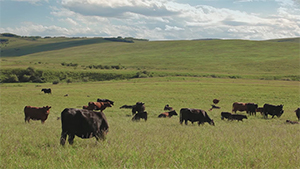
[
  {"xmin": 256, "ymin": 107, "xmax": 264, "ymax": 115},
  {"xmin": 232, "ymin": 102, "xmax": 247, "ymax": 113},
  {"xmin": 83, "ymin": 102, "xmax": 112, "ymax": 111},
  {"xmin": 24, "ymin": 106, "xmax": 51, "ymax": 124},
  {"xmin": 158, "ymin": 110, "xmax": 178, "ymax": 118}
]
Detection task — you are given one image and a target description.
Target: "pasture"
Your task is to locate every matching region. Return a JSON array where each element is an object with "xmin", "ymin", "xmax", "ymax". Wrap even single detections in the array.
[{"xmin": 1, "ymin": 77, "xmax": 299, "ymax": 168}]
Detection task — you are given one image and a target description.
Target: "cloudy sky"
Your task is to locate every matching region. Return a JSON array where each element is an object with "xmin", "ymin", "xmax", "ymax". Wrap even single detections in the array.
[{"xmin": 1, "ymin": 0, "xmax": 300, "ymax": 40}]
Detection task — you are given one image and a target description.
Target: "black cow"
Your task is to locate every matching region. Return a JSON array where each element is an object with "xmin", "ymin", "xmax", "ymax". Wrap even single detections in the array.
[
  {"xmin": 164, "ymin": 104, "xmax": 173, "ymax": 111},
  {"xmin": 41, "ymin": 88, "xmax": 51, "ymax": 94},
  {"xmin": 221, "ymin": 112, "xmax": 232, "ymax": 120},
  {"xmin": 132, "ymin": 111, "xmax": 147, "ymax": 121},
  {"xmin": 60, "ymin": 108, "xmax": 109, "ymax": 145},
  {"xmin": 246, "ymin": 103, "xmax": 258, "ymax": 116},
  {"xmin": 263, "ymin": 104, "xmax": 284, "ymax": 118},
  {"xmin": 230, "ymin": 114, "xmax": 248, "ymax": 121},
  {"xmin": 97, "ymin": 98, "xmax": 114, "ymax": 105},
  {"xmin": 120, "ymin": 105, "xmax": 134, "ymax": 109},
  {"xmin": 295, "ymin": 108, "xmax": 300, "ymax": 121},
  {"xmin": 180, "ymin": 108, "xmax": 214, "ymax": 126},
  {"xmin": 132, "ymin": 102, "xmax": 145, "ymax": 115}
]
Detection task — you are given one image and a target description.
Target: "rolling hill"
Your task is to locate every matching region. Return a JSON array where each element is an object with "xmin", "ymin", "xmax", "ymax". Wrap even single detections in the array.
[{"xmin": 0, "ymin": 33, "xmax": 299, "ymax": 82}]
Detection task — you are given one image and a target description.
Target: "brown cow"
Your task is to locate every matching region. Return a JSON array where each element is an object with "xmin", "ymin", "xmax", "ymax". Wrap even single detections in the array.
[
  {"xmin": 83, "ymin": 102, "xmax": 112, "ymax": 111},
  {"xmin": 232, "ymin": 102, "xmax": 257, "ymax": 114},
  {"xmin": 24, "ymin": 106, "xmax": 51, "ymax": 123},
  {"xmin": 232, "ymin": 102, "xmax": 247, "ymax": 113},
  {"xmin": 158, "ymin": 110, "xmax": 178, "ymax": 118},
  {"xmin": 255, "ymin": 107, "xmax": 264, "ymax": 115}
]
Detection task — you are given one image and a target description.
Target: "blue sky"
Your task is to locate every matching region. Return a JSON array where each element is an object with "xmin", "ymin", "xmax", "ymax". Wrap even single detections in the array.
[{"xmin": 1, "ymin": 0, "xmax": 299, "ymax": 40}]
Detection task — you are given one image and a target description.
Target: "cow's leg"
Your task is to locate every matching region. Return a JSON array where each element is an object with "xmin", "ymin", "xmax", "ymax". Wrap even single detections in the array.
[
  {"xmin": 25, "ymin": 116, "xmax": 30, "ymax": 123},
  {"xmin": 68, "ymin": 134, "xmax": 75, "ymax": 145},
  {"xmin": 41, "ymin": 120, "xmax": 45, "ymax": 124},
  {"xmin": 60, "ymin": 132, "xmax": 67, "ymax": 146},
  {"xmin": 185, "ymin": 120, "xmax": 188, "ymax": 125}
]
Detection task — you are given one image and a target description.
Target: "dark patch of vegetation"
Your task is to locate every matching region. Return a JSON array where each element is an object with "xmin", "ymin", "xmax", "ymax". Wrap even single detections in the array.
[
  {"xmin": 85, "ymin": 64, "xmax": 125, "ymax": 70},
  {"xmin": 0, "ymin": 67, "xmax": 138, "ymax": 83}
]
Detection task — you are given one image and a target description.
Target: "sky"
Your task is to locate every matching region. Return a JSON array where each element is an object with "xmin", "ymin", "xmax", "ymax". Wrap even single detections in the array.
[{"xmin": 0, "ymin": 0, "xmax": 300, "ymax": 40}]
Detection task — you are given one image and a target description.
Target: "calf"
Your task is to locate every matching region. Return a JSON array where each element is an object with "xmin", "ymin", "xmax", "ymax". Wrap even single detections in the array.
[
  {"xmin": 158, "ymin": 110, "xmax": 178, "ymax": 118},
  {"xmin": 230, "ymin": 114, "xmax": 247, "ymax": 121},
  {"xmin": 221, "ymin": 112, "xmax": 232, "ymax": 120},
  {"xmin": 41, "ymin": 88, "xmax": 51, "ymax": 94},
  {"xmin": 24, "ymin": 106, "xmax": 51, "ymax": 123},
  {"xmin": 255, "ymin": 107, "xmax": 264, "ymax": 115},
  {"xmin": 132, "ymin": 111, "xmax": 147, "ymax": 121},
  {"xmin": 83, "ymin": 102, "xmax": 112, "ymax": 111}
]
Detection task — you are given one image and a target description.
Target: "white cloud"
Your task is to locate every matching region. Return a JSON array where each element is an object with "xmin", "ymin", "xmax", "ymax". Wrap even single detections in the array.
[{"xmin": 2, "ymin": 0, "xmax": 300, "ymax": 40}]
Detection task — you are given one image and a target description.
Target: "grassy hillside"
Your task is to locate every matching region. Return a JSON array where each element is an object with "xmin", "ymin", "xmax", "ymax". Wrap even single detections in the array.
[
  {"xmin": 1, "ymin": 34, "xmax": 299, "ymax": 81},
  {"xmin": 1, "ymin": 77, "xmax": 299, "ymax": 168}
]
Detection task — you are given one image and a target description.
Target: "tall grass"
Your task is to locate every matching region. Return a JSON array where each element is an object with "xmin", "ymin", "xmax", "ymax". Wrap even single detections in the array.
[{"xmin": 1, "ymin": 77, "xmax": 299, "ymax": 168}]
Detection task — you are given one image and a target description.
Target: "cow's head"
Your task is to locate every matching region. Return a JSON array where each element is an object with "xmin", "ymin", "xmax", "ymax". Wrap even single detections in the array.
[
  {"xmin": 170, "ymin": 110, "xmax": 178, "ymax": 116},
  {"xmin": 209, "ymin": 119, "xmax": 215, "ymax": 126},
  {"xmin": 43, "ymin": 106, "xmax": 51, "ymax": 113},
  {"xmin": 277, "ymin": 110, "xmax": 284, "ymax": 117}
]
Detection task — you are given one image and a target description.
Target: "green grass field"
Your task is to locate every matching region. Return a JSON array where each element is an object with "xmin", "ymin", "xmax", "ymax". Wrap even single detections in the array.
[
  {"xmin": 0, "ymin": 34, "xmax": 299, "ymax": 168},
  {"xmin": 1, "ymin": 77, "xmax": 299, "ymax": 168}
]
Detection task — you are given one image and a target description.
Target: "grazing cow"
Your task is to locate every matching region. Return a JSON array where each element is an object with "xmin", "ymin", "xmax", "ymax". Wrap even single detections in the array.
[
  {"xmin": 83, "ymin": 102, "xmax": 112, "ymax": 111},
  {"xmin": 255, "ymin": 107, "xmax": 264, "ymax": 115},
  {"xmin": 246, "ymin": 103, "xmax": 258, "ymax": 115},
  {"xmin": 158, "ymin": 110, "xmax": 178, "ymax": 118},
  {"xmin": 295, "ymin": 108, "xmax": 300, "ymax": 121},
  {"xmin": 132, "ymin": 102, "xmax": 145, "ymax": 115},
  {"xmin": 97, "ymin": 98, "xmax": 114, "ymax": 105},
  {"xmin": 164, "ymin": 104, "xmax": 173, "ymax": 111},
  {"xmin": 180, "ymin": 108, "xmax": 214, "ymax": 126},
  {"xmin": 132, "ymin": 111, "xmax": 147, "ymax": 121},
  {"xmin": 213, "ymin": 99, "xmax": 220, "ymax": 104},
  {"xmin": 60, "ymin": 108, "xmax": 109, "ymax": 145},
  {"xmin": 230, "ymin": 114, "xmax": 248, "ymax": 121},
  {"xmin": 263, "ymin": 104, "xmax": 284, "ymax": 118},
  {"xmin": 120, "ymin": 105, "xmax": 134, "ymax": 109},
  {"xmin": 209, "ymin": 105, "xmax": 221, "ymax": 111},
  {"xmin": 221, "ymin": 112, "xmax": 232, "ymax": 120},
  {"xmin": 41, "ymin": 88, "xmax": 51, "ymax": 94},
  {"xmin": 286, "ymin": 120, "xmax": 299, "ymax": 124},
  {"xmin": 24, "ymin": 106, "xmax": 51, "ymax": 123}
]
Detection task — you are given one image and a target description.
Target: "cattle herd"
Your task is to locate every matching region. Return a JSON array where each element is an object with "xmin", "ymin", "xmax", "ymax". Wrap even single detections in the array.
[{"xmin": 24, "ymin": 90, "xmax": 300, "ymax": 145}]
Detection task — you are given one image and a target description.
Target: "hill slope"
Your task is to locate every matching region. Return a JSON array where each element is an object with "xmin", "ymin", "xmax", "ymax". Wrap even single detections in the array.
[{"xmin": 0, "ymin": 35, "xmax": 299, "ymax": 81}]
